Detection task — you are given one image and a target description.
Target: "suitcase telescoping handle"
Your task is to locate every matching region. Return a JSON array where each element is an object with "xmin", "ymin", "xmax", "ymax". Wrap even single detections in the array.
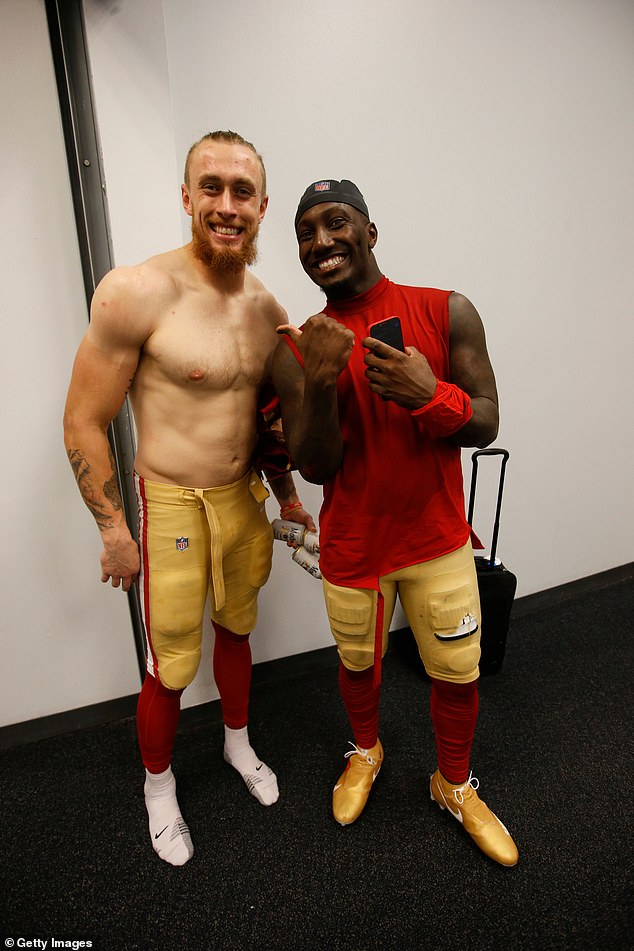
[{"xmin": 467, "ymin": 448, "xmax": 510, "ymax": 570}]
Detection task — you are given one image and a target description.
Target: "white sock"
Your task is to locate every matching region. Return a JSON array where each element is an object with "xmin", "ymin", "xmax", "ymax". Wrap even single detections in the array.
[
  {"xmin": 144, "ymin": 766, "xmax": 194, "ymax": 866},
  {"xmin": 223, "ymin": 725, "xmax": 279, "ymax": 806}
]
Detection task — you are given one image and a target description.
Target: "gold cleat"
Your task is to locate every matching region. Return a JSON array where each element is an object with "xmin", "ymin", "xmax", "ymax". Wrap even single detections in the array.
[
  {"xmin": 430, "ymin": 769, "xmax": 519, "ymax": 867},
  {"xmin": 332, "ymin": 739, "xmax": 384, "ymax": 826}
]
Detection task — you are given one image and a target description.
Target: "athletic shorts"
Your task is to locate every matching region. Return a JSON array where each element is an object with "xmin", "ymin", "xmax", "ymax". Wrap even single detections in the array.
[
  {"xmin": 135, "ymin": 469, "xmax": 273, "ymax": 690},
  {"xmin": 322, "ymin": 541, "xmax": 482, "ymax": 684}
]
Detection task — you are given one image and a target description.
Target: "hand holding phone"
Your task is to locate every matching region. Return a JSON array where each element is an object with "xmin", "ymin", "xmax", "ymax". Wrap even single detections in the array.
[{"xmin": 367, "ymin": 316, "xmax": 405, "ymax": 352}]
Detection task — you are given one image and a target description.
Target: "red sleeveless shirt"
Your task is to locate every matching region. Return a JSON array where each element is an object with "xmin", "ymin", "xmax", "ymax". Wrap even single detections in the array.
[{"xmin": 293, "ymin": 277, "xmax": 471, "ymax": 590}]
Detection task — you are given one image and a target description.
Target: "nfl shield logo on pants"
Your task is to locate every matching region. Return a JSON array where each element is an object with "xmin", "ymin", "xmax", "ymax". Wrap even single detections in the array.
[{"xmin": 175, "ymin": 536, "xmax": 189, "ymax": 552}]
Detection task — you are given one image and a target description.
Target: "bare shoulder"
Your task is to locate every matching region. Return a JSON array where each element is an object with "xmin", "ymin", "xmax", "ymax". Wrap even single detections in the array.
[
  {"xmin": 245, "ymin": 270, "xmax": 288, "ymax": 326},
  {"xmin": 101, "ymin": 249, "xmax": 183, "ymax": 308},
  {"xmin": 448, "ymin": 291, "xmax": 487, "ymax": 343},
  {"xmin": 449, "ymin": 291, "xmax": 481, "ymax": 322},
  {"xmin": 89, "ymin": 252, "xmax": 182, "ymax": 347}
]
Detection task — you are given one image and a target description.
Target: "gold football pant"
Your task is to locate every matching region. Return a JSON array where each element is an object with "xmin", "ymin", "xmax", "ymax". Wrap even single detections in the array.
[
  {"xmin": 322, "ymin": 541, "xmax": 481, "ymax": 684},
  {"xmin": 135, "ymin": 470, "xmax": 273, "ymax": 691}
]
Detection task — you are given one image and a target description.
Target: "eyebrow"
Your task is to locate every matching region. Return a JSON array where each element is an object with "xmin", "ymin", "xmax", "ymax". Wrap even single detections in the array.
[
  {"xmin": 296, "ymin": 205, "xmax": 353, "ymax": 231},
  {"xmin": 197, "ymin": 173, "xmax": 257, "ymax": 190}
]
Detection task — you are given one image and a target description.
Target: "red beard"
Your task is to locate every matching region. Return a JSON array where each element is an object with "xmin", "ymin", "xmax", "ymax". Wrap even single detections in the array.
[{"xmin": 191, "ymin": 219, "xmax": 259, "ymax": 273}]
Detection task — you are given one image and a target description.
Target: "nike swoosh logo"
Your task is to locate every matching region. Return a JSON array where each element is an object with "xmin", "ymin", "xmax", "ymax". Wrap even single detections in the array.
[
  {"xmin": 256, "ymin": 763, "xmax": 263, "ymax": 771},
  {"xmin": 333, "ymin": 783, "xmax": 342, "ymax": 791},
  {"xmin": 439, "ymin": 787, "xmax": 463, "ymax": 823},
  {"xmin": 155, "ymin": 825, "xmax": 169, "ymax": 839}
]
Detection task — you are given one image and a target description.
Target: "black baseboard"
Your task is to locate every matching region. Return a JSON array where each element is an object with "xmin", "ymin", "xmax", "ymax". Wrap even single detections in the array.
[
  {"xmin": 0, "ymin": 693, "xmax": 139, "ymax": 751},
  {"xmin": 510, "ymin": 561, "xmax": 634, "ymax": 619},
  {"xmin": 0, "ymin": 645, "xmax": 340, "ymax": 752},
  {"xmin": 2, "ymin": 563, "xmax": 631, "ymax": 751}
]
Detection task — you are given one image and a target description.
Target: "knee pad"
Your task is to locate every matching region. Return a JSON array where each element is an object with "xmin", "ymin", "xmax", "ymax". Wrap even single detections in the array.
[
  {"xmin": 324, "ymin": 583, "xmax": 376, "ymax": 672},
  {"xmin": 213, "ymin": 589, "xmax": 259, "ymax": 636},
  {"xmin": 429, "ymin": 635, "xmax": 481, "ymax": 680},
  {"xmin": 338, "ymin": 642, "xmax": 376, "ymax": 672},
  {"xmin": 158, "ymin": 646, "xmax": 202, "ymax": 691}
]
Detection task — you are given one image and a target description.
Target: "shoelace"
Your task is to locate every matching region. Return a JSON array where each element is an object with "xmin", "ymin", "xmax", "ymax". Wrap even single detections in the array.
[
  {"xmin": 343, "ymin": 740, "xmax": 378, "ymax": 766},
  {"xmin": 453, "ymin": 771, "xmax": 480, "ymax": 805}
]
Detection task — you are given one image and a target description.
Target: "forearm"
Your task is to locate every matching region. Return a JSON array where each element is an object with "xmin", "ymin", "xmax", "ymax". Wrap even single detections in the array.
[
  {"xmin": 268, "ymin": 472, "xmax": 301, "ymax": 510},
  {"xmin": 65, "ymin": 419, "xmax": 140, "ymax": 589},
  {"xmin": 289, "ymin": 378, "xmax": 343, "ymax": 484},
  {"xmin": 408, "ymin": 375, "xmax": 498, "ymax": 449},
  {"xmin": 450, "ymin": 395, "xmax": 498, "ymax": 448},
  {"xmin": 64, "ymin": 423, "xmax": 126, "ymax": 535}
]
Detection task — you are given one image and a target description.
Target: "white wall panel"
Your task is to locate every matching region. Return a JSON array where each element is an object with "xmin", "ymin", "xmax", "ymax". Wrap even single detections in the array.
[{"xmin": 0, "ymin": 0, "xmax": 139, "ymax": 727}]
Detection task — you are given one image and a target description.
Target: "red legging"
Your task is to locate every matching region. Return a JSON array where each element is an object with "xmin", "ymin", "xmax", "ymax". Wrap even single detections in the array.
[
  {"xmin": 136, "ymin": 673, "xmax": 183, "ymax": 774},
  {"xmin": 338, "ymin": 662, "xmax": 478, "ymax": 783},
  {"xmin": 430, "ymin": 677, "xmax": 479, "ymax": 785},
  {"xmin": 338, "ymin": 664, "xmax": 380, "ymax": 750},
  {"xmin": 137, "ymin": 623, "xmax": 253, "ymax": 773},
  {"xmin": 211, "ymin": 622, "xmax": 252, "ymax": 729}
]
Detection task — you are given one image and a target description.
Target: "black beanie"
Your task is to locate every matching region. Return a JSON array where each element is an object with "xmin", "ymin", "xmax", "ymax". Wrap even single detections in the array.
[{"xmin": 294, "ymin": 179, "xmax": 369, "ymax": 229}]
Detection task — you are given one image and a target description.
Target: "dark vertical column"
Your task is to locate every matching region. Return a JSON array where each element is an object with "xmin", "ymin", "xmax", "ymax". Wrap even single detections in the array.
[{"xmin": 45, "ymin": 0, "xmax": 146, "ymax": 682}]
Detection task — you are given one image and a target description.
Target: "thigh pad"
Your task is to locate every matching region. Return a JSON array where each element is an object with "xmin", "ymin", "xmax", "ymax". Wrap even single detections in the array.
[{"xmin": 323, "ymin": 581, "xmax": 378, "ymax": 671}]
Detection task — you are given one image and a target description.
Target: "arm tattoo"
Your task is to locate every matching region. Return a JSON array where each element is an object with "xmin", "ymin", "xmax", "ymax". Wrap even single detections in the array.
[
  {"xmin": 67, "ymin": 447, "xmax": 122, "ymax": 530},
  {"xmin": 103, "ymin": 446, "xmax": 123, "ymax": 511}
]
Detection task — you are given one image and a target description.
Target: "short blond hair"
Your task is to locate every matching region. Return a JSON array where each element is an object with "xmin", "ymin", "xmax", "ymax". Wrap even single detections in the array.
[{"xmin": 184, "ymin": 130, "xmax": 267, "ymax": 196}]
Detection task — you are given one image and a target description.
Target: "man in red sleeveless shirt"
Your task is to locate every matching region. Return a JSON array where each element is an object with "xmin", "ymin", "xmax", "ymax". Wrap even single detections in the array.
[{"xmin": 272, "ymin": 179, "xmax": 519, "ymax": 866}]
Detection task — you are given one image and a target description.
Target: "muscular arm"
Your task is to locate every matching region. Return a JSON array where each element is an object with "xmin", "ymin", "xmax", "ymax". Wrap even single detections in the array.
[
  {"xmin": 446, "ymin": 292, "xmax": 498, "ymax": 447},
  {"xmin": 63, "ymin": 268, "xmax": 149, "ymax": 590},
  {"xmin": 272, "ymin": 315, "xmax": 353, "ymax": 484},
  {"xmin": 362, "ymin": 292, "xmax": 498, "ymax": 448}
]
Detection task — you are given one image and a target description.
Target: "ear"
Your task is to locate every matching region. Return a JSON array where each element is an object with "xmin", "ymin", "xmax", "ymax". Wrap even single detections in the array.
[
  {"xmin": 258, "ymin": 194, "xmax": 269, "ymax": 224},
  {"xmin": 367, "ymin": 221, "xmax": 378, "ymax": 250},
  {"xmin": 181, "ymin": 183, "xmax": 193, "ymax": 217}
]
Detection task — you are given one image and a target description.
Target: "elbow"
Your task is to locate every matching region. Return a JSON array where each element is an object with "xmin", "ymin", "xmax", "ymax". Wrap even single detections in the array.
[
  {"xmin": 472, "ymin": 399, "xmax": 498, "ymax": 448},
  {"xmin": 452, "ymin": 408, "xmax": 498, "ymax": 449},
  {"xmin": 297, "ymin": 450, "xmax": 342, "ymax": 485},
  {"xmin": 63, "ymin": 408, "xmax": 76, "ymax": 452},
  {"xmin": 63, "ymin": 406, "xmax": 87, "ymax": 452},
  {"xmin": 475, "ymin": 422, "xmax": 499, "ymax": 449},
  {"xmin": 298, "ymin": 461, "xmax": 337, "ymax": 485},
  {"xmin": 299, "ymin": 466, "xmax": 327, "ymax": 485},
  {"xmin": 63, "ymin": 407, "xmax": 107, "ymax": 452},
  {"xmin": 299, "ymin": 466, "xmax": 335, "ymax": 486}
]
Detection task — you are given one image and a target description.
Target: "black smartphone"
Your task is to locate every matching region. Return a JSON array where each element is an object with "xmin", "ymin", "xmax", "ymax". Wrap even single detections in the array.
[{"xmin": 368, "ymin": 316, "xmax": 405, "ymax": 352}]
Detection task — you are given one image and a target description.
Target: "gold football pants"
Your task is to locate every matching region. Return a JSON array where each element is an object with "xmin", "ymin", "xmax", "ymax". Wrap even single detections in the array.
[
  {"xmin": 135, "ymin": 470, "xmax": 273, "ymax": 691},
  {"xmin": 322, "ymin": 541, "xmax": 481, "ymax": 684}
]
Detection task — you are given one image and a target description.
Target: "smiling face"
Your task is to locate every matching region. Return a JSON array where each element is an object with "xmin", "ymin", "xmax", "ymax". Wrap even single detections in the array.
[
  {"xmin": 295, "ymin": 202, "xmax": 380, "ymax": 299},
  {"xmin": 182, "ymin": 140, "xmax": 268, "ymax": 274}
]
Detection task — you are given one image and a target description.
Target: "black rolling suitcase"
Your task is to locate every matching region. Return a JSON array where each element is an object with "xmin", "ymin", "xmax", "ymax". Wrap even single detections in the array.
[{"xmin": 467, "ymin": 448, "xmax": 517, "ymax": 675}]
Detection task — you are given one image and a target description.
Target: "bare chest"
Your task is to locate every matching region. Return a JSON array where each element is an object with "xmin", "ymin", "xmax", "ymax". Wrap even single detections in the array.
[{"xmin": 141, "ymin": 299, "xmax": 275, "ymax": 391}]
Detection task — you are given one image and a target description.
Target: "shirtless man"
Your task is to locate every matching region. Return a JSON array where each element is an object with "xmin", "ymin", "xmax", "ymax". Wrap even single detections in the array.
[{"xmin": 63, "ymin": 131, "xmax": 313, "ymax": 866}]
